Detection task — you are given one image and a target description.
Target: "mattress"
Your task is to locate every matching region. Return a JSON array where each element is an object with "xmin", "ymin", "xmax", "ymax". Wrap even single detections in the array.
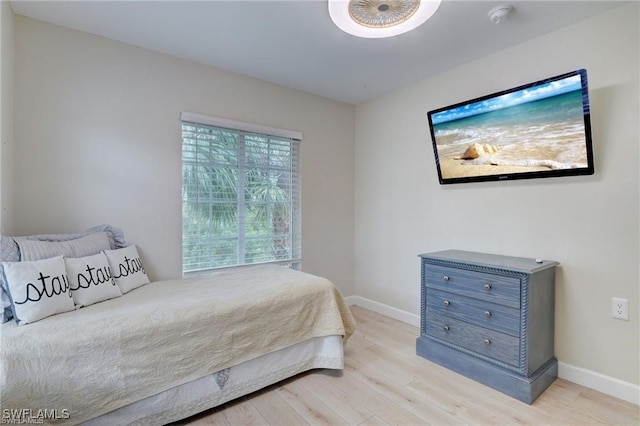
[{"xmin": 83, "ymin": 335, "xmax": 344, "ymax": 425}]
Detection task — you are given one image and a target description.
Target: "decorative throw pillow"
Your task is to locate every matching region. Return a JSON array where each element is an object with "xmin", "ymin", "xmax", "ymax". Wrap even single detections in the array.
[
  {"xmin": 0, "ymin": 225, "xmax": 127, "ymax": 324},
  {"xmin": 17, "ymin": 232, "xmax": 112, "ymax": 262},
  {"xmin": 65, "ymin": 253, "xmax": 122, "ymax": 308},
  {"xmin": 103, "ymin": 245, "xmax": 150, "ymax": 293},
  {"xmin": 2, "ymin": 256, "xmax": 75, "ymax": 325}
]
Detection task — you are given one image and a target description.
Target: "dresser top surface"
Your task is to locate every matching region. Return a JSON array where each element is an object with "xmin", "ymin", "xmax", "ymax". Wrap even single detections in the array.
[{"xmin": 419, "ymin": 250, "xmax": 558, "ymax": 273}]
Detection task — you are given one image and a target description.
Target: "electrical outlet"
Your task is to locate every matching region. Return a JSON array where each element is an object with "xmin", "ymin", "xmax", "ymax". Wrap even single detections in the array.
[{"xmin": 611, "ymin": 297, "xmax": 629, "ymax": 321}]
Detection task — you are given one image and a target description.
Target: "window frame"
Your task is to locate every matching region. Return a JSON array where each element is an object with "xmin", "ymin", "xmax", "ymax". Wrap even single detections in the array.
[{"xmin": 181, "ymin": 112, "xmax": 302, "ymax": 275}]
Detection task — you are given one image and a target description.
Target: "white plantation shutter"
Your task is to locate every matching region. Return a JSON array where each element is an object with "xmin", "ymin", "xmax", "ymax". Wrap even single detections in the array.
[{"xmin": 181, "ymin": 112, "xmax": 301, "ymax": 273}]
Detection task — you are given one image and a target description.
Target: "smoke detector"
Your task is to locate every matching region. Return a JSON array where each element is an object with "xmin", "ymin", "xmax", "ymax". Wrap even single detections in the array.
[{"xmin": 488, "ymin": 4, "xmax": 514, "ymax": 24}]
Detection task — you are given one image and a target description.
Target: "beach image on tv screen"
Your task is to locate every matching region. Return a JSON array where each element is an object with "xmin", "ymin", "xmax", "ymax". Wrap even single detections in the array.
[{"xmin": 430, "ymin": 74, "xmax": 589, "ymax": 180}]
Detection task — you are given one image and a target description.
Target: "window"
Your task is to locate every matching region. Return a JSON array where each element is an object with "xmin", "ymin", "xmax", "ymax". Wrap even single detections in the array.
[{"xmin": 181, "ymin": 112, "xmax": 301, "ymax": 273}]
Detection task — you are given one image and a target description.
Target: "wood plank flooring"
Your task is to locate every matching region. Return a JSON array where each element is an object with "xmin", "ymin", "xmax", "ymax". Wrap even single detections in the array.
[{"xmin": 181, "ymin": 306, "xmax": 639, "ymax": 425}]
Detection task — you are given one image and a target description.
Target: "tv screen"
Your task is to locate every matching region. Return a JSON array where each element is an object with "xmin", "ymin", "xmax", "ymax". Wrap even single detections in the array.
[{"xmin": 427, "ymin": 69, "xmax": 594, "ymax": 185}]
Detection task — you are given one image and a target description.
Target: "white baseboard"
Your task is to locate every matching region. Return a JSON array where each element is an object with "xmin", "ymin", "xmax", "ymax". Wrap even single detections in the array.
[
  {"xmin": 344, "ymin": 295, "xmax": 420, "ymax": 327},
  {"xmin": 345, "ymin": 295, "xmax": 640, "ymax": 406},
  {"xmin": 558, "ymin": 362, "xmax": 640, "ymax": 405}
]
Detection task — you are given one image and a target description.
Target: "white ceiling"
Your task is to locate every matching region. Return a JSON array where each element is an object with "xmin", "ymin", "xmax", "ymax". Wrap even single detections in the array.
[{"xmin": 9, "ymin": 0, "xmax": 628, "ymax": 105}]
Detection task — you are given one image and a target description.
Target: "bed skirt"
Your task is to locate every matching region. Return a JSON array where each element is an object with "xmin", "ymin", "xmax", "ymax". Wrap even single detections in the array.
[{"xmin": 83, "ymin": 335, "xmax": 344, "ymax": 425}]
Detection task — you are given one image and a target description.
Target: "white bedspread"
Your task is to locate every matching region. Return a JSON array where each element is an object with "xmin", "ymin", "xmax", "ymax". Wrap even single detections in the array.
[{"xmin": 0, "ymin": 265, "xmax": 356, "ymax": 425}]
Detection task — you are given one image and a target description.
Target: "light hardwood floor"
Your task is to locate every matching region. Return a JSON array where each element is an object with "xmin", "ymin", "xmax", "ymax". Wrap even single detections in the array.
[{"xmin": 182, "ymin": 306, "xmax": 639, "ymax": 425}]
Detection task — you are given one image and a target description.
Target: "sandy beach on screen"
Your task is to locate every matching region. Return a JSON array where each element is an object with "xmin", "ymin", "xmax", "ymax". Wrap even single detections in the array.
[{"xmin": 440, "ymin": 158, "xmax": 549, "ymax": 179}]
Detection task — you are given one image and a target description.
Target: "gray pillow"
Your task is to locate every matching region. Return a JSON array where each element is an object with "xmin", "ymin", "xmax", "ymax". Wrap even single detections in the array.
[
  {"xmin": 17, "ymin": 232, "xmax": 111, "ymax": 261},
  {"xmin": 0, "ymin": 236, "xmax": 20, "ymax": 322}
]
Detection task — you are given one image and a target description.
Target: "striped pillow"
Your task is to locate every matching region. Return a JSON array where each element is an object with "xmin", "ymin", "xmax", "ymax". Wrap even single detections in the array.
[{"xmin": 17, "ymin": 232, "xmax": 112, "ymax": 261}]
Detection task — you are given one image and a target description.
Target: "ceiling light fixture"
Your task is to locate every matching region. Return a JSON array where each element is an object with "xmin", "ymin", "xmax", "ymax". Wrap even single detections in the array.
[{"xmin": 328, "ymin": 0, "xmax": 442, "ymax": 38}]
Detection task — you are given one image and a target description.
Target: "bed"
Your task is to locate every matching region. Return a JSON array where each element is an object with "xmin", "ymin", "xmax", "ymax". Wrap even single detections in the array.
[{"xmin": 0, "ymin": 228, "xmax": 355, "ymax": 425}]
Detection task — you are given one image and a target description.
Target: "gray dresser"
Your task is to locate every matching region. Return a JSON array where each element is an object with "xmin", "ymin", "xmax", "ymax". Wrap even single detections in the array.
[{"xmin": 416, "ymin": 250, "xmax": 558, "ymax": 404}]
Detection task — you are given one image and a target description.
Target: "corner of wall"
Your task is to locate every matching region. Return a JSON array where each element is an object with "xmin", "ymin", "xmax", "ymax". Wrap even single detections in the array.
[{"xmin": 0, "ymin": 0, "xmax": 15, "ymax": 234}]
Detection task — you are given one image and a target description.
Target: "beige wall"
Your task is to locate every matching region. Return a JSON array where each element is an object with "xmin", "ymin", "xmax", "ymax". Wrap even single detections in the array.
[
  {"xmin": 11, "ymin": 16, "xmax": 355, "ymax": 295},
  {"xmin": 1, "ymin": 0, "xmax": 15, "ymax": 232},
  {"xmin": 354, "ymin": 3, "xmax": 639, "ymax": 389}
]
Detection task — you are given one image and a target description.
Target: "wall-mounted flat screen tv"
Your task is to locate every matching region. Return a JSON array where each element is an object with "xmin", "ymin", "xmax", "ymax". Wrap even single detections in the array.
[{"xmin": 427, "ymin": 69, "xmax": 594, "ymax": 185}]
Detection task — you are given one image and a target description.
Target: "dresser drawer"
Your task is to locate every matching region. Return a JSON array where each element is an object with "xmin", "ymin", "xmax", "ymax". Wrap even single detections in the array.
[
  {"xmin": 424, "ymin": 264, "xmax": 520, "ymax": 308},
  {"xmin": 425, "ymin": 310, "xmax": 520, "ymax": 367},
  {"xmin": 426, "ymin": 288, "xmax": 520, "ymax": 337}
]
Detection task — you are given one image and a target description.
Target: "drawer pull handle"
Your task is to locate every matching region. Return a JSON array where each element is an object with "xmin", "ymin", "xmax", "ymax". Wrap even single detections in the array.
[
  {"xmin": 483, "ymin": 284, "xmax": 492, "ymax": 290},
  {"xmin": 484, "ymin": 339, "xmax": 491, "ymax": 346},
  {"xmin": 484, "ymin": 311, "xmax": 492, "ymax": 317},
  {"xmin": 443, "ymin": 275, "xmax": 450, "ymax": 281},
  {"xmin": 443, "ymin": 325, "xmax": 450, "ymax": 332},
  {"xmin": 443, "ymin": 300, "xmax": 450, "ymax": 307}
]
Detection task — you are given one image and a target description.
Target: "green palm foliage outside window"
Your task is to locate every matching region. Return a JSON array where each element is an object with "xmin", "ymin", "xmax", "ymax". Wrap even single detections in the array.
[{"xmin": 182, "ymin": 121, "xmax": 301, "ymax": 272}]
